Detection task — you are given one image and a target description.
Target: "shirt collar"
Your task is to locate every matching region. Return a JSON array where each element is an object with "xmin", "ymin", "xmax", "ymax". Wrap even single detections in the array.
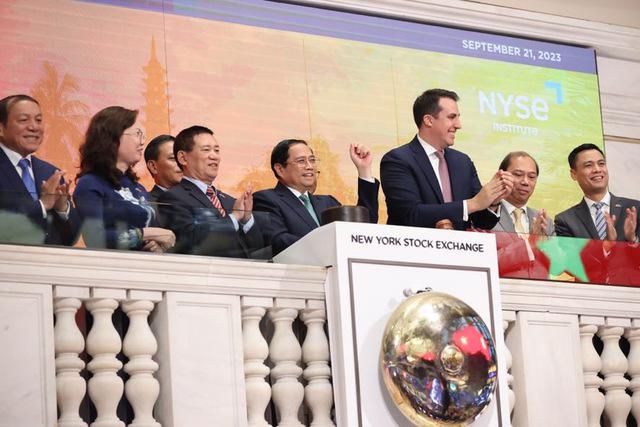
[
  {"xmin": 584, "ymin": 192, "xmax": 611, "ymax": 209},
  {"xmin": 501, "ymin": 199, "xmax": 527, "ymax": 216},
  {"xmin": 183, "ymin": 175, "xmax": 211, "ymax": 195},
  {"xmin": 285, "ymin": 185, "xmax": 309, "ymax": 200},
  {"xmin": 416, "ymin": 134, "xmax": 439, "ymax": 157},
  {"xmin": 0, "ymin": 142, "xmax": 32, "ymax": 166}
]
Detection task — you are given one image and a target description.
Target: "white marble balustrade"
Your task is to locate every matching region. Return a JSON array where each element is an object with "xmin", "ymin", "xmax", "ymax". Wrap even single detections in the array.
[
  {"xmin": 7, "ymin": 245, "xmax": 640, "ymax": 426},
  {"xmin": 502, "ymin": 278, "xmax": 640, "ymax": 427},
  {"xmin": 51, "ymin": 286, "xmax": 163, "ymax": 427},
  {"xmin": 0, "ymin": 244, "xmax": 328, "ymax": 427}
]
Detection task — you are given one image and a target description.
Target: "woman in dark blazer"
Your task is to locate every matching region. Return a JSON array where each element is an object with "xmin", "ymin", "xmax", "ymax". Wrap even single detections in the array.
[{"xmin": 74, "ymin": 106, "xmax": 174, "ymax": 252}]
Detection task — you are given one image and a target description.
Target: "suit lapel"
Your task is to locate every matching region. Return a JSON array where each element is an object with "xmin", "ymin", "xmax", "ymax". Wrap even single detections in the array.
[
  {"xmin": 576, "ymin": 199, "xmax": 599, "ymax": 239},
  {"xmin": 181, "ymin": 179, "xmax": 213, "ymax": 209},
  {"xmin": 409, "ymin": 137, "xmax": 443, "ymax": 203},
  {"xmin": 0, "ymin": 148, "xmax": 32, "ymax": 198},
  {"xmin": 275, "ymin": 182, "xmax": 318, "ymax": 229},
  {"xmin": 217, "ymin": 190, "xmax": 234, "ymax": 215},
  {"xmin": 498, "ymin": 206, "xmax": 516, "ymax": 233},
  {"xmin": 609, "ymin": 194, "xmax": 625, "ymax": 238}
]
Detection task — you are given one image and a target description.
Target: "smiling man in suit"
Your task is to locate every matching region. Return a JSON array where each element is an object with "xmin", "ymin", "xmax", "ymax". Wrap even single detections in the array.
[
  {"xmin": 157, "ymin": 125, "xmax": 264, "ymax": 257},
  {"xmin": 492, "ymin": 151, "xmax": 554, "ymax": 236},
  {"xmin": 555, "ymin": 143, "xmax": 639, "ymax": 242},
  {"xmin": 253, "ymin": 138, "xmax": 379, "ymax": 255},
  {"xmin": 0, "ymin": 94, "xmax": 77, "ymax": 245},
  {"xmin": 491, "ymin": 151, "xmax": 553, "ymax": 278},
  {"xmin": 381, "ymin": 88, "xmax": 513, "ymax": 230}
]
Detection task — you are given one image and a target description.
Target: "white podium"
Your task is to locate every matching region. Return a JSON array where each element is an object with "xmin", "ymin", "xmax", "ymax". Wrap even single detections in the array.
[{"xmin": 275, "ymin": 222, "xmax": 510, "ymax": 427}]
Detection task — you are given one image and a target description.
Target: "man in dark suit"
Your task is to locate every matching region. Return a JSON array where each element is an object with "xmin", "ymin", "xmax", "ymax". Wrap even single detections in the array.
[
  {"xmin": 555, "ymin": 143, "xmax": 639, "ymax": 243},
  {"xmin": 490, "ymin": 152, "xmax": 553, "ymax": 279},
  {"xmin": 0, "ymin": 94, "xmax": 77, "ymax": 245},
  {"xmin": 253, "ymin": 139, "xmax": 379, "ymax": 255},
  {"xmin": 381, "ymin": 88, "xmax": 513, "ymax": 230},
  {"xmin": 157, "ymin": 125, "xmax": 264, "ymax": 258},
  {"xmin": 144, "ymin": 134, "xmax": 182, "ymax": 202}
]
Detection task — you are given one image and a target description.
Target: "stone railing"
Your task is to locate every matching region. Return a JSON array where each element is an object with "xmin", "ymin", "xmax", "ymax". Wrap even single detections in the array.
[
  {"xmin": 0, "ymin": 244, "xmax": 329, "ymax": 427},
  {"xmin": 3, "ymin": 244, "xmax": 640, "ymax": 426}
]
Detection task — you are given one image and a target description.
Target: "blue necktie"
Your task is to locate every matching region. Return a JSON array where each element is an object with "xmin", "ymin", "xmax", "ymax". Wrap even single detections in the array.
[
  {"xmin": 18, "ymin": 158, "xmax": 38, "ymax": 201},
  {"xmin": 299, "ymin": 193, "xmax": 319, "ymax": 226},
  {"xmin": 594, "ymin": 202, "xmax": 607, "ymax": 240}
]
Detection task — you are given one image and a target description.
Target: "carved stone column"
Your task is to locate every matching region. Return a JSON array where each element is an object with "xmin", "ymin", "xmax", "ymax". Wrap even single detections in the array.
[
  {"xmin": 625, "ymin": 319, "xmax": 640, "ymax": 425},
  {"xmin": 598, "ymin": 318, "xmax": 631, "ymax": 427},
  {"xmin": 122, "ymin": 292, "xmax": 162, "ymax": 427},
  {"xmin": 54, "ymin": 295, "xmax": 88, "ymax": 427},
  {"xmin": 86, "ymin": 297, "xmax": 124, "ymax": 427},
  {"xmin": 242, "ymin": 296, "xmax": 273, "ymax": 427},
  {"xmin": 269, "ymin": 298, "xmax": 305, "ymax": 427},
  {"xmin": 580, "ymin": 316, "xmax": 605, "ymax": 427},
  {"xmin": 301, "ymin": 300, "xmax": 334, "ymax": 427}
]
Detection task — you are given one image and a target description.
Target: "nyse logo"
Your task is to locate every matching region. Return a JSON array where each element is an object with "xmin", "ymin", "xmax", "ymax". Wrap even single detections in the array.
[{"xmin": 478, "ymin": 82, "xmax": 563, "ymax": 122}]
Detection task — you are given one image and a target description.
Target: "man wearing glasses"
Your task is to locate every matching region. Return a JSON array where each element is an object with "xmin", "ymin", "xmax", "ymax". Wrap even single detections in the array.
[{"xmin": 254, "ymin": 139, "xmax": 379, "ymax": 255}]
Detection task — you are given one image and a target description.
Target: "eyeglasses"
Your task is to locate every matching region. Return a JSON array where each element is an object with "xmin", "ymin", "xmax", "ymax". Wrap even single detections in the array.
[
  {"xmin": 123, "ymin": 129, "xmax": 145, "ymax": 141},
  {"xmin": 287, "ymin": 156, "xmax": 320, "ymax": 168}
]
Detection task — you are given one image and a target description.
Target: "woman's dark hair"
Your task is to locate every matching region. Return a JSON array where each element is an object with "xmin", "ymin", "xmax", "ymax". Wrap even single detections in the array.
[{"xmin": 77, "ymin": 106, "xmax": 139, "ymax": 187}]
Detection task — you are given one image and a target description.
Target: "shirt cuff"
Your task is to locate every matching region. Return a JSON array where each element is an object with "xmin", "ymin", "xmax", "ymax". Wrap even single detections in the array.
[
  {"xmin": 359, "ymin": 176, "xmax": 376, "ymax": 183},
  {"xmin": 462, "ymin": 200, "xmax": 468, "ymax": 222},
  {"xmin": 38, "ymin": 200, "xmax": 47, "ymax": 219},
  {"xmin": 56, "ymin": 201, "xmax": 71, "ymax": 220},
  {"xmin": 241, "ymin": 215, "xmax": 255, "ymax": 233}
]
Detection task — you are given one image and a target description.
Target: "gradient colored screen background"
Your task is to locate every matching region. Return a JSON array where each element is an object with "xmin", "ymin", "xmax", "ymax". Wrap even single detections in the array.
[{"xmin": 0, "ymin": 0, "xmax": 603, "ymax": 220}]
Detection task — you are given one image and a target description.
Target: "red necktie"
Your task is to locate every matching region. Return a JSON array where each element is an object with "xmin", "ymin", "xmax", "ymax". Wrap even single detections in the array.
[
  {"xmin": 435, "ymin": 150, "xmax": 452, "ymax": 203},
  {"xmin": 206, "ymin": 186, "xmax": 226, "ymax": 217}
]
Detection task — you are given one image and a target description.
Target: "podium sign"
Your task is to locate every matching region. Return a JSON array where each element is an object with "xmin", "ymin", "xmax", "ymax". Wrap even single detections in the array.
[{"xmin": 275, "ymin": 222, "xmax": 509, "ymax": 426}]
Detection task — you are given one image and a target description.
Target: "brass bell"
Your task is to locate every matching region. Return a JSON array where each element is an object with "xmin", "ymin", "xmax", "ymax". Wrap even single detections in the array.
[{"xmin": 380, "ymin": 291, "xmax": 497, "ymax": 426}]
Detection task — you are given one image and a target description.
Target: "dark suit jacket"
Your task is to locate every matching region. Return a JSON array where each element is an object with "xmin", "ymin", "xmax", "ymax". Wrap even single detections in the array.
[
  {"xmin": 158, "ymin": 179, "xmax": 265, "ymax": 258},
  {"xmin": 253, "ymin": 178, "xmax": 379, "ymax": 255},
  {"xmin": 148, "ymin": 185, "xmax": 165, "ymax": 203},
  {"xmin": 380, "ymin": 137, "xmax": 498, "ymax": 230},
  {"xmin": 555, "ymin": 194, "xmax": 640, "ymax": 241},
  {"xmin": 0, "ymin": 148, "xmax": 77, "ymax": 245}
]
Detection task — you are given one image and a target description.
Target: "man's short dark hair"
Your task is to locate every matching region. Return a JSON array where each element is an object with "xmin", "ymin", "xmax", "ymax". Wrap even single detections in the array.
[
  {"xmin": 568, "ymin": 143, "xmax": 604, "ymax": 169},
  {"xmin": 174, "ymin": 126, "xmax": 214, "ymax": 170},
  {"xmin": 270, "ymin": 139, "xmax": 309, "ymax": 179},
  {"xmin": 499, "ymin": 151, "xmax": 539, "ymax": 175},
  {"xmin": 144, "ymin": 134, "xmax": 175, "ymax": 163},
  {"xmin": 413, "ymin": 89, "xmax": 459, "ymax": 128},
  {"xmin": 0, "ymin": 94, "xmax": 40, "ymax": 125}
]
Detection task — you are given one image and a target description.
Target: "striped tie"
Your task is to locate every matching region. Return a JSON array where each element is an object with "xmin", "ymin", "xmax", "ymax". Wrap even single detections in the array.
[
  {"xmin": 594, "ymin": 202, "xmax": 606, "ymax": 240},
  {"xmin": 206, "ymin": 186, "xmax": 226, "ymax": 217}
]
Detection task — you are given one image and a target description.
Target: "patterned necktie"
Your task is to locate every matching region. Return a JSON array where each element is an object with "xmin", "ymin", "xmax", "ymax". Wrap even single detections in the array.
[
  {"xmin": 435, "ymin": 150, "xmax": 453, "ymax": 203},
  {"xmin": 206, "ymin": 186, "xmax": 226, "ymax": 217},
  {"xmin": 594, "ymin": 202, "xmax": 607, "ymax": 240},
  {"xmin": 18, "ymin": 158, "xmax": 38, "ymax": 201},
  {"xmin": 513, "ymin": 208, "xmax": 526, "ymax": 234},
  {"xmin": 299, "ymin": 193, "xmax": 320, "ymax": 226}
]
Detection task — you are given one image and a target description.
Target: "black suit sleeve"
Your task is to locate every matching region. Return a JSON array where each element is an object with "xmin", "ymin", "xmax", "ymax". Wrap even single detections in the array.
[
  {"xmin": 356, "ymin": 178, "xmax": 379, "ymax": 223},
  {"xmin": 553, "ymin": 213, "xmax": 573, "ymax": 237},
  {"xmin": 467, "ymin": 164, "xmax": 499, "ymax": 230},
  {"xmin": 253, "ymin": 191, "xmax": 303, "ymax": 255},
  {"xmin": 158, "ymin": 190, "xmax": 238, "ymax": 255}
]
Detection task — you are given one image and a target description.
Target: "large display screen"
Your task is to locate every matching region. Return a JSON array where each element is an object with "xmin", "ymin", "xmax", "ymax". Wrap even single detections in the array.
[{"xmin": 0, "ymin": 0, "xmax": 603, "ymax": 218}]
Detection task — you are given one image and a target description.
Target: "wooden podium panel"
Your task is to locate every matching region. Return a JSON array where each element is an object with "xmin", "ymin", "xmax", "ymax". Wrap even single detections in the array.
[{"xmin": 275, "ymin": 222, "xmax": 509, "ymax": 427}]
